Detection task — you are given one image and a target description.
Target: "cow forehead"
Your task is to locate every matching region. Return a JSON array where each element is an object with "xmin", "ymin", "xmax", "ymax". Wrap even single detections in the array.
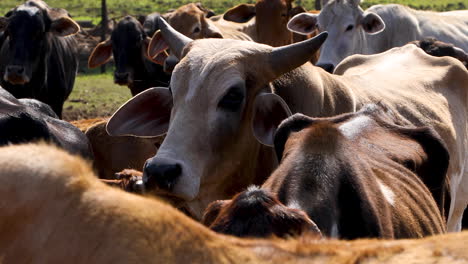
[
  {"xmin": 319, "ymin": 1, "xmax": 360, "ymax": 27},
  {"xmin": 16, "ymin": 5, "xmax": 41, "ymax": 16},
  {"xmin": 171, "ymin": 39, "xmax": 270, "ymax": 100}
]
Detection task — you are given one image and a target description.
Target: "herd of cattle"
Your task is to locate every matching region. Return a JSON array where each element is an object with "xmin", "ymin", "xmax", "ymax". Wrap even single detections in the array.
[{"xmin": 0, "ymin": 0, "xmax": 468, "ymax": 261}]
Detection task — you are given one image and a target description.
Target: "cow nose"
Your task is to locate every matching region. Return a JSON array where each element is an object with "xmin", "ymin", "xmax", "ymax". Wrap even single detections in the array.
[
  {"xmin": 164, "ymin": 56, "xmax": 179, "ymax": 73},
  {"xmin": 316, "ymin": 63, "xmax": 334, "ymax": 73},
  {"xmin": 143, "ymin": 157, "xmax": 182, "ymax": 191},
  {"xmin": 6, "ymin": 65, "xmax": 25, "ymax": 75},
  {"xmin": 114, "ymin": 72, "xmax": 129, "ymax": 84}
]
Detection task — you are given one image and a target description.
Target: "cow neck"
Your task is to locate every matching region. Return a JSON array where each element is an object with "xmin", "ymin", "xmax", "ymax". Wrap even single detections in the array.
[
  {"xmin": 185, "ymin": 137, "xmax": 277, "ymax": 220},
  {"xmin": 272, "ymin": 62, "xmax": 356, "ymax": 117}
]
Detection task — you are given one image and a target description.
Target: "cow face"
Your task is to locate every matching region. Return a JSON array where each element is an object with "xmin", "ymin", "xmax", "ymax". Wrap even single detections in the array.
[
  {"xmin": 287, "ymin": 0, "xmax": 384, "ymax": 71},
  {"xmin": 88, "ymin": 16, "xmax": 153, "ymax": 87},
  {"xmin": 108, "ymin": 18, "xmax": 326, "ymax": 217},
  {"xmin": 0, "ymin": 5, "xmax": 79, "ymax": 85},
  {"xmin": 161, "ymin": 3, "xmax": 221, "ymax": 72},
  {"xmin": 202, "ymin": 186, "xmax": 321, "ymax": 238}
]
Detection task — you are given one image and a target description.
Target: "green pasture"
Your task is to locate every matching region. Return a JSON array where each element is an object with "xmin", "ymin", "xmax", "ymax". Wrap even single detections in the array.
[{"xmin": 0, "ymin": 0, "xmax": 467, "ymax": 22}]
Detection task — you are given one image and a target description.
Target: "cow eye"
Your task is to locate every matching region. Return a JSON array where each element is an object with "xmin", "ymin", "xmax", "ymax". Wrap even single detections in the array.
[
  {"xmin": 193, "ymin": 26, "xmax": 200, "ymax": 33},
  {"xmin": 345, "ymin": 25, "xmax": 354, "ymax": 32},
  {"xmin": 218, "ymin": 86, "xmax": 244, "ymax": 112}
]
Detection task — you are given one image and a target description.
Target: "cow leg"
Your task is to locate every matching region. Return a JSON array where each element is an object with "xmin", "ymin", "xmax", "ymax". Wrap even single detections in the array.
[{"xmin": 447, "ymin": 165, "xmax": 468, "ymax": 232}]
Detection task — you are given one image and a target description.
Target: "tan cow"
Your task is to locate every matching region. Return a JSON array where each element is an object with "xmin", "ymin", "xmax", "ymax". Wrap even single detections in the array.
[
  {"xmin": 108, "ymin": 19, "xmax": 467, "ymax": 229},
  {"xmin": 1, "ymin": 143, "xmax": 468, "ymax": 263}
]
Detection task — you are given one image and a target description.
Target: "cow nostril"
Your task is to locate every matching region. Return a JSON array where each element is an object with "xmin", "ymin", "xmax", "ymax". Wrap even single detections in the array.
[{"xmin": 143, "ymin": 161, "xmax": 182, "ymax": 191}]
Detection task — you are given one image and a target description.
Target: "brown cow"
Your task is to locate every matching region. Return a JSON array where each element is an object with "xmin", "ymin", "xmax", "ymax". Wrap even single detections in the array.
[
  {"xmin": 85, "ymin": 120, "xmax": 163, "ymax": 179},
  {"xmin": 154, "ymin": 3, "xmax": 254, "ymax": 72},
  {"xmin": 223, "ymin": 0, "xmax": 320, "ymax": 62},
  {"xmin": 110, "ymin": 18, "xmax": 467, "ymax": 229},
  {"xmin": 0, "ymin": 143, "xmax": 468, "ymax": 263},
  {"xmin": 204, "ymin": 105, "xmax": 447, "ymax": 239}
]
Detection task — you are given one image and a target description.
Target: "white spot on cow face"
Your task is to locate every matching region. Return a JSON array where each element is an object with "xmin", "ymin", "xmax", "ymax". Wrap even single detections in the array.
[
  {"xmin": 338, "ymin": 115, "xmax": 372, "ymax": 140},
  {"xmin": 376, "ymin": 179, "xmax": 395, "ymax": 206}
]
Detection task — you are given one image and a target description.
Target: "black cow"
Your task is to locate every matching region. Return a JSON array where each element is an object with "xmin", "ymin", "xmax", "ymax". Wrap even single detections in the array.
[
  {"xmin": 88, "ymin": 15, "xmax": 170, "ymax": 96},
  {"xmin": 0, "ymin": 84, "xmax": 92, "ymax": 159},
  {"xmin": 0, "ymin": 0, "xmax": 79, "ymax": 118}
]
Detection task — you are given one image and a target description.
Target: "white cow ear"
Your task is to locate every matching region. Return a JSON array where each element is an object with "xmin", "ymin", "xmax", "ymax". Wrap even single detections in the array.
[
  {"xmin": 50, "ymin": 17, "xmax": 80, "ymax": 37},
  {"xmin": 287, "ymin": 13, "xmax": 319, "ymax": 35},
  {"xmin": 360, "ymin": 12, "xmax": 385, "ymax": 35},
  {"xmin": 106, "ymin": 87, "xmax": 172, "ymax": 137},
  {"xmin": 252, "ymin": 93, "xmax": 292, "ymax": 146}
]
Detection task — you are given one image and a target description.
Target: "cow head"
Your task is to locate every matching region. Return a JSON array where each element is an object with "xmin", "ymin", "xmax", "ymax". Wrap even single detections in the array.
[
  {"xmin": 202, "ymin": 186, "xmax": 321, "ymax": 238},
  {"xmin": 224, "ymin": 0, "xmax": 308, "ymax": 47},
  {"xmin": 154, "ymin": 3, "xmax": 220, "ymax": 72},
  {"xmin": 287, "ymin": 0, "xmax": 384, "ymax": 72},
  {"xmin": 88, "ymin": 16, "xmax": 158, "ymax": 87},
  {"xmin": 0, "ymin": 2, "xmax": 79, "ymax": 85},
  {"xmin": 107, "ymin": 18, "xmax": 326, "ymax": 218},
  {"xmin": 271, "ymin": 104, "xmax": 449, "ymax": 236}
]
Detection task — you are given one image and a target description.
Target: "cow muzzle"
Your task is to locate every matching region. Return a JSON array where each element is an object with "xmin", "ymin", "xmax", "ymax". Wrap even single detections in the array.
[
  {"xmin": 4, "ymin": 65, "xmax": 30, "ymax": 85},
  {"xmin": 114, "ymin": 72, "xmax": 130, "ymax": 85},
  {"xmin": 143, "ymin": 156, "xmax": 199, "ymax": 200}
]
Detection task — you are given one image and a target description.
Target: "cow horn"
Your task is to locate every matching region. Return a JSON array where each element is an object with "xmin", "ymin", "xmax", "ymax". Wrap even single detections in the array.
[
  {"xmin": 269, "ymin": 32, "xmax": 328, "ymax": 78},
  {"xmin": 157, "ymin": 17, "xmax": 192, "ymax": 59}
]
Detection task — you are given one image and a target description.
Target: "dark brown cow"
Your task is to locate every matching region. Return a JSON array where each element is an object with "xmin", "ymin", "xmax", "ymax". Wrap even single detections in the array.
[{"xmin": 204, "ymin": 105, "xmax": 448, "ymax": 239}]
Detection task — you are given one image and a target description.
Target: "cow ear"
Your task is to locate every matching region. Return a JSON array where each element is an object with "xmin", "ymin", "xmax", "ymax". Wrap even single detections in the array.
[
  {"xmin": 273, "ymin": 113, "xmax": 314, "ymax": 161},
  {"xmin": 270, "ymin": 204, "xmax": 322, "ymax": 238},
  {"xmin": 202, "ymin": 19, "xmax": 223, "ymax": 39},
  {"xmin": 287, "ymin": 13, "xmax": 319, "ymax": 35},
  {"xmin": 50, "ymin": 17, "xmax": 80, "ymax": 36},
  {"xmin": 0, "ymin": 17, "xmax": 8, "ymax": 32},
  {"xmin": 88, "ymin": 40, "xmax": 113, "ymax": 69},
  {"xmin": 223, "ymin": 4, "xmax": 256, "ymax": 23},
  {"xmin": 195, "ymin": 2, "xmax": 216, "ymax": 18},
  {"xmin": 289, "ymin": 6, "xmax": 307, "ymax": 18},
  {"xmin": 106, "ymin": 87, "xmax": 172, "ymax": 137},
  {"xmin": 397, "ymin": 126, "xmax": 450, "ymax": 219},
  {"xmin": 252, "ymin": 93, "xmax": 291, "ymax": 146},
  {"xmin": 202, "ymin": 200, "xmax": 229, "ymax": 227},
  {"xmin": 360, "ymin": 12, "xmax": 385, "ymax": 35},
  {"xmin": 148, "ymin": 30, "xmax": 169, "ymax": 63}
]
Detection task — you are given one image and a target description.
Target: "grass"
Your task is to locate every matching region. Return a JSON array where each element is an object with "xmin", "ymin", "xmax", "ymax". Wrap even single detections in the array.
[
  {"xmin": 63, "ymin": 73, "xmax": 131, "ymax": 121},
  {"xmin": 0, "ymin": 0, "xmax": 467, "ymax": 24}
]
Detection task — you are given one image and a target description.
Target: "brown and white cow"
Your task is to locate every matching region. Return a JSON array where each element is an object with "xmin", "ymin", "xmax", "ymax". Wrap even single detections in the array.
[
  {"xmin": 204, "ymin": 105, "xmax": 448, "ymax": 239},
  {"xmin": 108, "ymin": 18, "xmax": 467, "ymax": 229},
  {"xmin": 1, "ymin": 143, "xmax": 468, "ymax": 263}
]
